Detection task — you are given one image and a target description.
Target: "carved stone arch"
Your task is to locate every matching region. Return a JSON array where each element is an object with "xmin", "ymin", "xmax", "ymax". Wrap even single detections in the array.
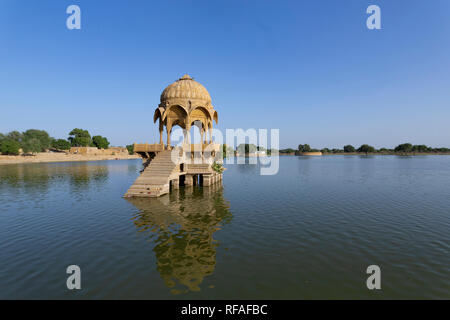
[
  {"xmin": 189, "ymin": 106, "xmax": 211, "ymax": 126},
  {"xmin": 193, "ymin": 105, "xmax": 216, "ymax": 120},
  {"xmin": 189, "ymin": 119, "xmax": 207, "ymax": 133},
  {"xmin": 163, "ymin": 104, "xmax": 189, "ymax": 121},
  {"xmin": 170, "ymin": 119, "xmax": 186, "ymax": 130},
  {"xmin": 153, "ymin": 107, "xmax": 165, "ymax": 123}
]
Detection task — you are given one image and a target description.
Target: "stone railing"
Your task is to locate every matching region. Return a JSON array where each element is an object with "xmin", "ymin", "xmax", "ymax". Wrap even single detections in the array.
[{"xmin": 133, "ymin": 143, "xmax": 165, "ymax": 153}]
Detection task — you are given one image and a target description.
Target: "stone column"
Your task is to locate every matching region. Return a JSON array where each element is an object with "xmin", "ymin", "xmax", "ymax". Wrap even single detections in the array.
[
  {"xmin": 166, "ymin": 124, "xmax": 172, "ymax": 148},
  {"xmin": 203, "ymin": 174, "xmax": 211, "ymax": 186},
  {"xmin": 185, "ymin": 174, "xmax": 193, "ymax": 186},
  {"xmin": 159, "ymin": 121, "xmax": 164, "ymax": 146},
  {"xmin": 185, "ymin": 122, "xmax": 191, "ymax": 145}
]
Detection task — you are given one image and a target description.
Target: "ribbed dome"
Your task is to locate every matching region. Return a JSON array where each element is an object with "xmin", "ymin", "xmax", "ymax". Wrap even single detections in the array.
[{"xmin": 160, "ymin": 74, "xmax": 212, "ymax": 104}]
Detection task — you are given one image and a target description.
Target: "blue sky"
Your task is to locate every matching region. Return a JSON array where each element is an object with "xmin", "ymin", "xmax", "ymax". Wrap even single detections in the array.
[{"xmin": 0, "ymin": 0, "xmax": 449, "ymax": 149}]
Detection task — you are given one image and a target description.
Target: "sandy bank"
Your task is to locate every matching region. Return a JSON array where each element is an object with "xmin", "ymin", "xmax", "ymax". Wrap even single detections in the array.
[{"xmin": 0, "ymin": 153, "xmax": 140, "ymax": 165}]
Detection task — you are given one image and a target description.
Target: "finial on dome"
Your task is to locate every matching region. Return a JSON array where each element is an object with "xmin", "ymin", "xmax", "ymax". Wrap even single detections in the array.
[{"xmin": 179, "ymin": 74, "xmax": 193, "ymax": 80}]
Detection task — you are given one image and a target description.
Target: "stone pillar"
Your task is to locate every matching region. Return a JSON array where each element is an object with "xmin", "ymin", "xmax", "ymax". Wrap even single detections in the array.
[
  {"xmin": 159, "ymin": 121, "xmax": 164, "ymax": 146},
  {"xmin": 203, "ymin": 174, "xmax": 211, "ymax": 186},
  {"xmin": 166, "ymin": 124, "xmax": 172, "ymax": 148},
  {"xmin": 172, "ymin": 179, "xmax": 179, "ymax": 189},
  {"xmin": 185, "ymin": 174, "xmax": 193, "ymax": 186},
  {"xmin": 185, "ymin": 122, "xmax": 191, "ymax": 145}
]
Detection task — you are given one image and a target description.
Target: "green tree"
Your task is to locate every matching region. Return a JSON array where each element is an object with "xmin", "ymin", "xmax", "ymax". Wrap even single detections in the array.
[
  {"xmin": 298, "ymin": 144, "xmax": 311, "ymax": 153},
  {"xmin": 0, "ymin": 139, "xmax": 21, "ymax": 155},
  {"xmin": 357, "ymin": 144, "xmax": 375, "ymax": 154},
  {"xmin": 237, "ymin": 143, "xmax": 257, "ymax": 154},
  {"xmin": 69, "ymin": 128, "xmax": 91, "ymax": 147},
  {"xmin": 222, "ymin": 144, "xmax": 228, "ymax": 157},
  {"xmin": 221, "ymin": 144, "xmax": 234, "ymax": 158},
  {"xmin": 394, "ymin": 143, "xmax": 413, "ymax": 153},
  {"xmin": 411, "ymin": 145, "xmax": 429, "ymax": 153},
  {"xmin": 344, "ymin": 145, "xmax": 356, "ymax": 153},
  {"xmin": 23, "ymin": 129, "xmax": 51, "ymax": 151},
  {"xmin": 22, "ymin": 138, "xmax": 42, "ymax": 154},
  {"xmin": 126, "ymin": 144, "xmax": 134, "ymax": 155},
  {"xmin": 92, "ymin": 135, "xmax": 110, "ymax": 149},
  {"xmin": 52, "ymin": 139, "xmax": 71, "ymax": 150},
  {"xmin": 7, "ymin": 131, "xmax": 23, "ymax": 143}
]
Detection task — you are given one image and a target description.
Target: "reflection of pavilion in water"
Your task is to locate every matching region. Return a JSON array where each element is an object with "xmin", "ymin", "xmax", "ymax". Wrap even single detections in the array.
[{"xmin": 127, "ymin": 184, "xmax": 232, "ymax": 294}]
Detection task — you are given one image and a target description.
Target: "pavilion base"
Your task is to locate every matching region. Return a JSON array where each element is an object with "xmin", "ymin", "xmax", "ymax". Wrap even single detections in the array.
[{"xmin": 124, "ymin": 147, "xmax": 223, "ymax": 198}]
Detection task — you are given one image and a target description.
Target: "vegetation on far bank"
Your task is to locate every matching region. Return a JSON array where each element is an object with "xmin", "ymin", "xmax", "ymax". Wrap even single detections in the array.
[
  {"xmin": 278, "ymin": 143, "xmax": 450, "ymax": 155},
  {"xmin": 217, "ymin": 142, "xmax": 450, "ymax": 158},
  {"xmin": 3, "ymin": 129, "xmax": 448, "ymax": 158},
  {"xmin": 220, "ymin": 142, "xmax": 450, "ymax": 157},
  {"xmin": 0, "ymin": 128, "xmax": 111, "ymax": 155}
]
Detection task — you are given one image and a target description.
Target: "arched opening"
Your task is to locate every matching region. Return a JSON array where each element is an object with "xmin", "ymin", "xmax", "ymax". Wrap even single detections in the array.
[
  {"xmin": 169, "ymin": 119, "xmax": 186, "ymax": 147},
  {"xmin": 165, "ymin": 105, "xmax": 188, "ymax": 147},
  {"xmin": 189, "ymin": 120, "xmax": 204, "ymax": 145},
  {"xmin": 189, "ymin": 107, "xmax": 211, "ymax": 145}
]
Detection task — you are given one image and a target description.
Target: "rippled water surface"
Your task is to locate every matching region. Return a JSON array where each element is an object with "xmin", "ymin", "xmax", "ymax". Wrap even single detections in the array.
[{"xmin": 0, "ymin": 156, "xmax": 449, "ymax": 299}]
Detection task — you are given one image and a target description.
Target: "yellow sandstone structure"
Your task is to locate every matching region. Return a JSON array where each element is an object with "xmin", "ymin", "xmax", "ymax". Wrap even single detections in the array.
[
  {"xmin": 69, "ymin": 146, "xmax": 129, "ymax": 156},
  {"xmin": 124, "ymin": 75, "xmax": 223, "ymax": 198}
]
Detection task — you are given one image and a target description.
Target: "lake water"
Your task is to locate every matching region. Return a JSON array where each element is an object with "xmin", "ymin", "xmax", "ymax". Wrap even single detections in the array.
[{"xmin": 0, "ymin": 156, "xmax": 449, "ymax": 299}]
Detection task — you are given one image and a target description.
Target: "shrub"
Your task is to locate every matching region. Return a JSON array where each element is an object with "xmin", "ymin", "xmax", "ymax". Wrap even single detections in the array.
[
  {"xmin": 126, "ymin": 144, "xmax": 134, "ymax": 155},
  {"xmin": 23, "ymin": 129, "xmax": 51, "ymax": 151},
  {"xmin": 357, "ymin": 144, "xmax": 376, "ymax": 154},
  {"xmin": 394, "ymin": 143, "xmax": 413, "ymax": 153},
  {"xmin": 212, "ymin": 161, "xmax": 224, "ymax": 174},
  {"xmin": 92, "ymin": 135, "xmax": 110, "ymax": 149},
  {"xmin": 22, "ymin": 138, "xmax": 42, "ymax": 154},
  {"xmin": 298, "ymin": 144, "xmax": 311, "ymax": 153},
  {"xmin": 52, "ymin": 139, "xmax": 71, "ymax": 150},
  {"xmin": 0, "ymin": 139, "xmax": 21, "ymax": 155},
  {"xmin": 343, "ymin": 145, "xmax": 356, "ymax": 153}
]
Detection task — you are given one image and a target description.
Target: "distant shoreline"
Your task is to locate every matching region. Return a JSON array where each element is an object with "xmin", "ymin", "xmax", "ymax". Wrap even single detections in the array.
[
  {"xmin": 280, "ymin": 152, "xmax": 450, "ymax": 156},
  {"xmin": 0, "ymin": 153, "xmax": 140, "ymax": 166},
  {"xmin": 2, "ymin": 152, "xmax": 449, "ymax": 166}
]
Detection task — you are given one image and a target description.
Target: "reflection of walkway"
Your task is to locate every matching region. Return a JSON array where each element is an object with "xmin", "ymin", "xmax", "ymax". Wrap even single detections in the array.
[{"xmin": 127, "ymin": 184, "xmax": 232, "ymax": 294}]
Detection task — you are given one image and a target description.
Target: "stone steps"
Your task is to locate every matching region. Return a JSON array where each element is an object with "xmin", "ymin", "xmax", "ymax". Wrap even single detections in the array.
[{"xmin": 124, "ymin": 150, "xmax": 178, "ymax": 197}]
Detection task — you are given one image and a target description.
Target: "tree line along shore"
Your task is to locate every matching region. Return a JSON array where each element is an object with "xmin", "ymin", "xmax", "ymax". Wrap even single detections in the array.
[
  {"xmin": 221, "ymin": 143, "xmax": 450, "ymax": 156},
  {"xmin": 279, "ymin": 144, "xmax": 450, "ymax": 155},
  {"xmin": 2, "ymin": 129, "xmax": 449, "ymax": 159},
  {"xmin": 0, "ymin": 128, "xmax": 135, "ymax": 156}
]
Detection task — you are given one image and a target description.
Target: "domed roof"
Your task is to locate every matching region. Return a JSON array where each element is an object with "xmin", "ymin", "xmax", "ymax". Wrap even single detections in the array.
[{"xmin": 160, "ymin": 74, "xmax": 212, "ymax": 105}]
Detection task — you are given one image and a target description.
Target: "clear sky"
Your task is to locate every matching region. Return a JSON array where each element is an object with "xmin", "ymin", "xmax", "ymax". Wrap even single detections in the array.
[{"xmin": 1, "ymin": 0, "xmax": 449, "ymax": 149}]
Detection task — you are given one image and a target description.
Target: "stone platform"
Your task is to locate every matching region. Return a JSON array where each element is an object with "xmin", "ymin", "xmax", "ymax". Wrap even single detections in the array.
[{"xmin": 124, "ymin": 144, "xmax": 223, "ymax": 198}]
